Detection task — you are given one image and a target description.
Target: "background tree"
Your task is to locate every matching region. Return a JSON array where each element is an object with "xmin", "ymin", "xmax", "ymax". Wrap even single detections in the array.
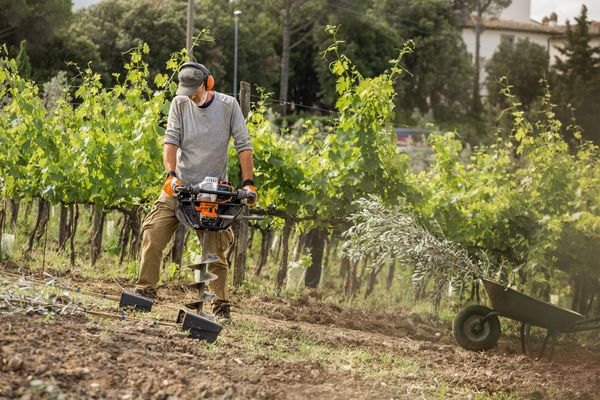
[
  {"xmin": 58, "ymin": 0, "xmax": 186, "ymax": 85},
  {"xmin": 315, "ymin": 1, "xmax": 398, "ymax": 108},
  {"xmin": 453, "ymin": 0, "xmax": 512, "ymax": 115},
  {"xmin": 552, "ymin": 5, "xmax": 600, "ymax": 144},
  {"xmin": 278, "ymin": 0, "xmax": 324, "ymax": 115},
  {"xmin": 485, "ymin": 38, "xmax": 549, "ymax": 109},
  {"xmin": 373, "ymin": 0, "xmax": 474, "ymax": 123},
  {"xmin": 2, "ymin": 0, "xmax": 481, "ymax": 128},
  {"xmin": 0, "ymin": 0, "xmax": 72, "ymax": 82},
  {"xmin": 192, "ymin": 0, "xmax": 282, "ymax": 96}
]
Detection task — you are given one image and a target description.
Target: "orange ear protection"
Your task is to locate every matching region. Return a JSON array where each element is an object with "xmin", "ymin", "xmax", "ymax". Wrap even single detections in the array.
[{"xmin": 180, "ymin": 62, "xmax": 214, "ymax": 91}]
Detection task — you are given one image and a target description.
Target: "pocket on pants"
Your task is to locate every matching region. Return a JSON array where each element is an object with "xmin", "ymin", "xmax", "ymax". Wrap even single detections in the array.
[
  {"xmin": 141, "ymin": 200, "xmax": 173, "ymax": 233},
  {"xmin": 158, "ymin": 191, "xmax": 177, "ymax": 211},
  {"xmin": 219, "ymin": 228, "xmax": 234, "ymax": 251},
  {"xmin": 142, "ymin": 203, "xmax": 161, "ymax": 231}
]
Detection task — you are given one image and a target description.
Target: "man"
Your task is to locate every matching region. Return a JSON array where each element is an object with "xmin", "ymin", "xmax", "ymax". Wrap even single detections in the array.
[{"xmin": 134, "ymin": 62, "xmax": 256, "ymax": 323}]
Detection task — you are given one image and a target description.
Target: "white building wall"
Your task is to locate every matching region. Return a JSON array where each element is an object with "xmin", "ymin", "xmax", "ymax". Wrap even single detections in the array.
[
  {"xmin": 498, "ymin": 0, "xmax": 532, "ymax": 23},
  {"xmin": 462, "ymin": 29, "xmax": 550, "ymax": 63},
  {"xmin": 550, "ymin": 38, "xmax": 565, "ymax": 63},
  {"xmin": 462, "ymin": 28, "xmax": 551, "ymax": 94}
]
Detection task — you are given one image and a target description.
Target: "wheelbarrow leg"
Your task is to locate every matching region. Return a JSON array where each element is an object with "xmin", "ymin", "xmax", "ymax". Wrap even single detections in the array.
[
  {"xmin": 525, "ymin": 324, "xmax": 532, "ymax": 355},
  {"xmin": 548, "ymin": 331, "xmax": 557, "ymax": 362},
  {"xmin": 520, "ymin": 322, "xmax": 526, "ymax": 354},
  {"xmin": 520, "ymin": 323, "xmax": 531, "ymax": 354},
  {"xmin": 538, "ymin": 330, "xmax": 551, "ymax": 360}
]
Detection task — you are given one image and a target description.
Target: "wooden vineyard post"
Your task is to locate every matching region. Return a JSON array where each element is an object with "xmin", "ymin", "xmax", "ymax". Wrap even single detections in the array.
[
  {"xmin": 276, "ymin": 218, "xmax": 293, "ymax": 290},
  {"xmin": 0, "ymin": 198, "xmax": 5, "ymax": 260},
  {"xmin": 233, "ymin": 81, "xmax": 251, "ymax": 286}
]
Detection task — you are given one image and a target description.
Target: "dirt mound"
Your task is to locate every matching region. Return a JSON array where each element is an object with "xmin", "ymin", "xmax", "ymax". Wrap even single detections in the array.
[{"xmin": 236, "ymin": 292, "xmax": 446, "ymax": 342}]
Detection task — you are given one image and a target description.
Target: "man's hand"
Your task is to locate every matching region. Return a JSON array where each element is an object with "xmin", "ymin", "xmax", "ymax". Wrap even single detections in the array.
[
  {"xmin": 242, "ymin": 180, "xmax": 257, "ymax": 207},
  {"xmin": 163, "ymin": 172, "xmax": 182, "ymax": 197}
]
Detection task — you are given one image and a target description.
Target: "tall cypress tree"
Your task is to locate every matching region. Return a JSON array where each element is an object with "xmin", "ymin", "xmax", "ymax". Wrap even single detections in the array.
[{"xmin": 553, "ymin": 5, "xmax": 600, "ymax": 144}]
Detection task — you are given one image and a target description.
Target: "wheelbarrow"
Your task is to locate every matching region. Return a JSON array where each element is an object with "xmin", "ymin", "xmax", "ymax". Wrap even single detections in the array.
[{"xmin": 453, "ymin": 277, "xmax": 600, "ymax": 359}]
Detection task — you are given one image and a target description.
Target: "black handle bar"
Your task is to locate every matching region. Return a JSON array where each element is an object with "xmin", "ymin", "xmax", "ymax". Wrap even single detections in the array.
[{"xmin": 174, "ymin": 185, "xmax": 256, "ymax": 200}]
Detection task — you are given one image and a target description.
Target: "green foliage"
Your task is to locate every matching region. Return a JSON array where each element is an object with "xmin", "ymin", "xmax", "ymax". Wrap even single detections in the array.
[
  {"xmin": 373, "ymin": 0, "xmax": 474, "ymax": 122},
  {"xmin": 58, "ymin": 0, "xmax": 187, "ymax": 85},
  {"xmin": 55, "ymin": 0, "xmax": 285, "ymax": 93},
  {"xmin": 236, "ymin": 27, "xmax": 413, "ymax": 226},
  {"xmin": 15, "ymin": 40, "xmax": 31, "ymax": 79},
  {"xmin": 343, "ymin": 196, "xmax": 480, "ymax": 291},
  {"xmin": 9, "ymin": 0, "xmax": 477, "ymax": 134},
  {"xmin": 554, "ymin": 5, "xmax": 600, "ymax": 83},
  {"xmin": 410, "ymin": 87, "xmax": 599, "ymax": 292},
  {"xmin": 486, "ymin": 38, "xmax": 549, "ymax": 109},
  {"xmin": 0, "ymin": 49, "xmax": 47, "ymax": 199},
  {"xmin": 551, "ymin": 5, "xmax": 600, "ymax": 144},
  {"xmin": 345, "ymin": 81, "xmax": 599, "ymax": 302},
  {"xmin": 0, "ymin": 0, "xmax": 72, "ymax": 82},
  {"xmin": 552, "ymin": 5, "xmax": 600, "ymax": 144},
  {"xmin": 314, "ymin": 4, "xmax": 398, "ymax": 107},
  {"xmin": 452, "ymin": 0, "xmax": 512, "ymax": 17},
  {"xmin": 314, "ymin": 26, "xmax": 411, "ymax": 220},
  {"xmin": 0, "ymin": 43, "xmax": 188, "ymax": 207},
  {"xmin": 244, "ymin": 92, "xmax": 307, "ymax": 215},
  {"xmin": 193, "ymin": 0, "xmax": 284, "ymax": 94}
]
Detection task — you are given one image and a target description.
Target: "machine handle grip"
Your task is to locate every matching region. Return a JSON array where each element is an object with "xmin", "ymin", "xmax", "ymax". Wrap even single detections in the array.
[{"xmin": 174, "ymin": 185, "xmax": 254, "ymax": 201}]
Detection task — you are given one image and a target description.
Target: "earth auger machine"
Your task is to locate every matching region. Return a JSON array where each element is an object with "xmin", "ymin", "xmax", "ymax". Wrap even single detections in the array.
[{"xmin": 118, "ymin": 177, "xmax": 256, "ymax": 342}]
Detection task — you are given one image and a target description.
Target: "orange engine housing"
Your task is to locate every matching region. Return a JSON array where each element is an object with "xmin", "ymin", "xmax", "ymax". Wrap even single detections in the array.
[{"xmin": 195, "ymin": 201, "xmax": 218, "ymax": 218}]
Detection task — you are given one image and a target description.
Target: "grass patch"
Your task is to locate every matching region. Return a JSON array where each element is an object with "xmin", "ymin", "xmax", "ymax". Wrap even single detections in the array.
[{"xmin": 225, "ymin": 319, "xmax": 421, "ymax": 382}]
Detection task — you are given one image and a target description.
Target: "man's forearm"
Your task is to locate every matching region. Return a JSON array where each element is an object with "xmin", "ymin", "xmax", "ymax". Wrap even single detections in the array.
[
  {"xmin": 239, "ymin": 150, "xmax": 254, "ymax": 183},
  {"xmin": 164, "ymin": 144, "xmax": 178, "ymax": 173}
]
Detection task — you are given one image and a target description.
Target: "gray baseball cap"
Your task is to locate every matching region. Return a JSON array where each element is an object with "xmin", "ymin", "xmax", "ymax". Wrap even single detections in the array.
[{"xmin": 176, "ymin": 64, "xmax": 208, "ymax": 96}]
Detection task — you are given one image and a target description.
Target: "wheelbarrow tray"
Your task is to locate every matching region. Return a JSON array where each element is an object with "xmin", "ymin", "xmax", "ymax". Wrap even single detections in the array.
[{"xmin": 482, "ymin": 278, "xmax": 585, "ymax": 332}]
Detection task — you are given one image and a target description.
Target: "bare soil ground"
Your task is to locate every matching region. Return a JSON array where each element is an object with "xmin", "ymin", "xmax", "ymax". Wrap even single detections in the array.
[{"xmin": 1, "ymin": 264, "xmax": 600, "ymax": 399}]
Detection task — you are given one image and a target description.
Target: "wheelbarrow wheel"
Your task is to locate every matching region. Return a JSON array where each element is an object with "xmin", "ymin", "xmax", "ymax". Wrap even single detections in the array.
[{"xmin": 453, "ymin": 305, "xmax": 501, "ymax": 351}]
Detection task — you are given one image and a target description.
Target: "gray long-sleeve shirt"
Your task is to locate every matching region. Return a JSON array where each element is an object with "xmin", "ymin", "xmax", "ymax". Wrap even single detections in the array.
[{"xmin": 163, "ymin": 93, "xmax": 252, "ymax": 184}]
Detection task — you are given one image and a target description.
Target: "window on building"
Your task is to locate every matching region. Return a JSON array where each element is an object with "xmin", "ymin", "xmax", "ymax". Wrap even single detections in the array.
[{"xmin": 501, "ymin": 34, "xmax": 515, "ymax": 45}]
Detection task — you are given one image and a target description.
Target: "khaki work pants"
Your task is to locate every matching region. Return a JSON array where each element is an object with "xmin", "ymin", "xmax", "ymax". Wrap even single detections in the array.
[{"xmin": 135, "ymin": 191, "xmax": 234, "ymax": 309}]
